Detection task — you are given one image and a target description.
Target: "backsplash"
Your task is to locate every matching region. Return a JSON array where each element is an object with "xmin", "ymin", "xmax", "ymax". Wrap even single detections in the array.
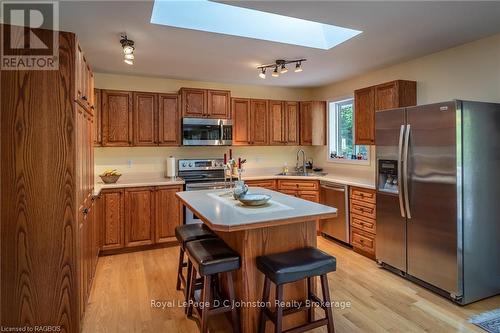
[{"xmin": 94, "ymin": 146, "xmax": 316, "ymax": 176}]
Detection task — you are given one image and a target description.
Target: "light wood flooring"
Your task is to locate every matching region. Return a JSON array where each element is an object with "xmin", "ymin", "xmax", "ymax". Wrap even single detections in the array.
[{"xmin": 82, "ymin": 237, "xmax": 500, "ymax": 333}]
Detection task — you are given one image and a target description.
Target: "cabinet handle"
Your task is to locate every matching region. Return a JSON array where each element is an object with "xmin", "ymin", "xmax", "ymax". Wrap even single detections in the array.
[
  {"xmin": 82, "ymin": 96, "xmax": 88, "ymax": 101},
  {"xmin": 83, "ymin": 208, "xmax": 89, "ymax": 215}
]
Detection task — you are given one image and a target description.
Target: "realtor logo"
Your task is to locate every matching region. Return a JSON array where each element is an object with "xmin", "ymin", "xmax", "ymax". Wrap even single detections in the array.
[{"xmin": 1, "ymin": 1, "xmax": 59, "ymax": 70}]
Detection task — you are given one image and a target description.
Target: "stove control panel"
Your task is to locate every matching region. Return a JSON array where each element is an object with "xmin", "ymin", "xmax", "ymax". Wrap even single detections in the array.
[{"xmin": 178, "ymin": 159, "xmax": 225, "ymax": 171}]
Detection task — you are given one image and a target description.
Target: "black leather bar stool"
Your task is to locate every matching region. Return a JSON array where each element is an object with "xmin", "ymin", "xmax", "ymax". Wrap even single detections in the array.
[
  {"xmin": 256, "ymin": 247, "xmax": 337, "ymax": 333},
  {"xmin": 185, "ymin": 238, "xmax": 241, "ymax": 333},
  {"xmin": 175, "ymin": 224, "xmax": 216, "ymax": 299}
]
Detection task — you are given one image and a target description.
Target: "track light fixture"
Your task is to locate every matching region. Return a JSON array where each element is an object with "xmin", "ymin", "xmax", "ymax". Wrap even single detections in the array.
[
  {"xmin": 257, "ymin": 59, "xmax": 306, "ymax": 79},
  {"xmin": 120, "ymin": 34, "xmax": 135, "ymax": 65}
]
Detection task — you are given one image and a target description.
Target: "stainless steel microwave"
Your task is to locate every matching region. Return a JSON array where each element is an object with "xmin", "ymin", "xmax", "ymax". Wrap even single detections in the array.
[{"xmin": 182, "ymin": 118, "xmax": 232, "ymax": 146}]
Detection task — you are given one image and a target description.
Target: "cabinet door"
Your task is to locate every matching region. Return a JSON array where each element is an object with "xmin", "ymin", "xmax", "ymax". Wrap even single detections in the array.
[
  {"xmin": 299, "ymin": 102, "xmax": 312, "ymax": 145},
  {"xmin": 181, "ymin": 88, "xmax": 206, "ymax": 118},
  {"xmin": 354, "ymin": 87, "xmax": 375, "ymax": 145},
  {"xmin": 269, "ymin": 100, "xmax": 285, "ymax": 145},
  {"xmin": 101, "ymin": 189, "xmax": 124, "ymax": 250},
  {"xmin": 250, "ymin": 99, "xmax": 268, "ymax": 145},
  {"xmin": 158, "ymin": 94, "xmax": 180, "ymax": 146},
  {"xmin": 93, "ymin": 88, "xmax": 102, "ymax": 146},
  {"xmin": 232, "ymin": 98, "xmax": 251, "ymax": 145},
  {"xmin": 375, "ymin": 81, "xmax": 398, "ymax": 111},
  {"xmin": 102, "ymin": 90, "xmax": 133, "ymax": 146},
  {"xmin": 207, "ymin": 90, "xmax": 230, "ymax": 118},
  {"xmin": 285, "ymin": 101, "xmax": 299, "ymax": 145},
  {"xmin": 133, "ymin": 92, "xmax": 157, "ymax": 146},
  {"xmin": 124, "ymin": 187, "xmax": 155, "ymax": 247},
  {"xmin": 298, "ymin": 190, "xmax": 320, "ymax": 203},
  {"xmin": 155, "ymin": 186, "xmax": 183, "ymax": 243}
]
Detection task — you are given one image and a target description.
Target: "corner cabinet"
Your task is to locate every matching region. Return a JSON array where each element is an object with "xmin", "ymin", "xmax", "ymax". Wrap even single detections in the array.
[{"xmin": 354, "ymin": 80, "xmax": 416, "ymax": 145}]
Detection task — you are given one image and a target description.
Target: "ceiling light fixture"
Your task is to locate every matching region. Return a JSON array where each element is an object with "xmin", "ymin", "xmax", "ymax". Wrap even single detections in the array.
[
  {"xmin": 259, "ymin": 68, "xmax": 266, "ymax": 79},
  {"xmin": 120, "ymin": 34, "xmax": 135, "ymax": 65},
  {"xmin": 257, "ymin": 59, "xmax": 305, "ymax": 79}
]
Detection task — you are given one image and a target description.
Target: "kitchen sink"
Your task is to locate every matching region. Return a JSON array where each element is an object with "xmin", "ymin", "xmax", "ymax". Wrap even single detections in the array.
[{"xmin": 276, "ymin": 171, "xmax": 328, "ymax": 177}]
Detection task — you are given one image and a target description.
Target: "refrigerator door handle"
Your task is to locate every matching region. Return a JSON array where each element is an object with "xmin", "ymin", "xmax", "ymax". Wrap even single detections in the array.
[
  {"xmin": 398, "ymin": 125, "xmax": 406, "ymax": 218},
  {"xmin": 403, "ymin": 124, "xmax": 412, "ymax": 219}
]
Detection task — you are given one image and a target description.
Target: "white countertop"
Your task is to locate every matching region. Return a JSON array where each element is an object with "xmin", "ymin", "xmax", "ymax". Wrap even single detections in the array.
[
  {"xmin": 176, "ymin": 188, "xmax": 338, "ymax": 231},
  {"xmin": 241, "ymin": 173, "xmax": 375, "ymax": 189},
  {"xmin": 93, "ymin": 173, "xmax": 184, "ymax": 195}
]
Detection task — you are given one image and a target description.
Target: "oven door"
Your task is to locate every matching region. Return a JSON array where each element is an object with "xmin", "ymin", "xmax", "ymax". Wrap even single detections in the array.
[
  {"xmin": 182, "ymin": 118, "xmax": 232, "ymax": 146},
  {"xmin": 184, "ymin": 181, "xmax": 228, "ymax": 224}
]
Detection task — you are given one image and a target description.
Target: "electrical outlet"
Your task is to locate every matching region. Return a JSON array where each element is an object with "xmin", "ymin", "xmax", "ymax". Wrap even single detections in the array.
[{"xmin": 127, "ymin": 160, "xmax": 133, "ymax": 168}]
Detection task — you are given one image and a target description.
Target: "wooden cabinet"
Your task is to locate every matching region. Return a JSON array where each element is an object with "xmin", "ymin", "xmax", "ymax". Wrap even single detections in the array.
[
  {"xmin": 232, "ymin": 98, "xmax": 269, "ymax": 145},
  {"xmin": 155, "ymin": 185, "xmax": 183, "ymax": 243},
  {"xmin": 124, "ymin": 187, "xmax": 155, "ymax": 247},
  {"xmin": 354, "ymin": 80, "xmax": 416, "ymax": 145},
  {"xmin": 101, "ymin": 189, "xmax": 125, "ymax": 250},
  {"xmin": 349, "ymin": 187, "xmax": 377, "ymax": 259},
  {"xmin": 75, "ymin": 42, "xmax": 94, "ymax": 112},
  {"xmin": 207, "ymin": 89, "xmax": 231, "ymax": 118},
  {"xmin": 299, "ymin": 101, "xmax": 326, "ymax": 146},
  {"xmin": 102, "ymin": 90, "xmax": 133, "ymax": 146},
  {"xmin": 180, "ymin": 88, "xmax": 230, "ymax": 118},
  {"xmin": 94, "ymin": 88, "xmax": 102, "ymax": 146},
  {"xmin": 133, "ymin": 92, "xmax": 157, "ymax": 146},
  {"xmin": 269, "ymin": 101, "xmax": 299, "ymax": 145},
  {"xmin": 158, "ymin": 93, "xmax": 180, "ymax": 145},
  {"xmin": 277, "ymin": 180, "xmax": 320, "ymax": 202},
  {"xmin": 245, "ymin": 179, "xmax": 277, "ymax": 190}
]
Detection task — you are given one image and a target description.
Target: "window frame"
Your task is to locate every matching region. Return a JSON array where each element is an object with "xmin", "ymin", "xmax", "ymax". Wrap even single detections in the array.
[{"xmin": 327, "ymin": 97, "xmax": 370, "ymax": 165}]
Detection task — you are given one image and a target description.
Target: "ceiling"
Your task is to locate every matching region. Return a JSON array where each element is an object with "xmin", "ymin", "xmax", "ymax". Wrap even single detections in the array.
[{"xmin": 59, "ymin": 1, "xmax": 500, "ymax": 88}]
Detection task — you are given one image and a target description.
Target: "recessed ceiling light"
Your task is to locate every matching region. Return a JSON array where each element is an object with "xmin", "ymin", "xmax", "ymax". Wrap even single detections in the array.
[{"xmin": 151, "ymin": 0, "xmax": 362, "ymax": 50}]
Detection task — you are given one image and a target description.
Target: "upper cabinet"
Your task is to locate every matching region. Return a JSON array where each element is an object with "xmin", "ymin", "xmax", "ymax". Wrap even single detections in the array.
[
  {"xmin": 300, "ymin": 101, "xmax": 326, "ymax": 146},
  {"xmin": 94, "ymin": 88, "xmax": 102, "ymax": 146},
  {"xmin": 269, "ymin": 101, "xmax": 299, "ymax": 145},
  {"xmin": 133, "ymin": 92, "xmax": 157, "ymax": 146},
  {"xmin": 232, "ymin": 98, "xmax": 268, "ymax": 145},
  {"xmin": 101, "ymin": 90, "xmax": 133, "ymax": 146},
  {"xmin": 354, "ymin": 80, "xmax": 416, "ymax": 145},
  {"xmin": 180, "ymin": 88, "xmax": 230, "ymax": 119},
  {"xmin": 158, "ymin": 94, "xmax": 181, "ymax": 146},
  {"xmin": 75, "ymin": 42, "xmax": 94, "ymax": 113}
]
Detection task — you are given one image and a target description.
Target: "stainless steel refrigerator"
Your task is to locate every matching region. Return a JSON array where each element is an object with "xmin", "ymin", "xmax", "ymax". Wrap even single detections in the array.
[{"xmin": 375, "ymin": 100, "xmax": 500, "ymax": 305}]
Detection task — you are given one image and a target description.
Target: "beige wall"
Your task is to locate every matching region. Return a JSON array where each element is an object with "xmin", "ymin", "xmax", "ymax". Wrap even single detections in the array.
[
  {"xmin": 95, "ymin": 33, "xmax": 500, "ymax": 181},
  {"xmin": 310, "ymin": 33, "xmax": 500, "ymax": 182}
]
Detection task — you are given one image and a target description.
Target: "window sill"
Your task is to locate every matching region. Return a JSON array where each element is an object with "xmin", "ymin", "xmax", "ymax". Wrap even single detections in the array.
[{"xmin": 326, "ymin": 158, "xmax": 370, "ymax": 166}]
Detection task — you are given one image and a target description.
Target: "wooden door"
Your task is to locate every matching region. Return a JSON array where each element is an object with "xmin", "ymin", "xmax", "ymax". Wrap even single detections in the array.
[
  {"xmin": 232, "ymin": 98, "xmax": 251, "ymax": 145},
  {"xmin": 269, "ymin": 100, "xmax": 285, "ymax": 145},
  {"xmin": 158, "ymin": 93, "xmax": 180, "ymax": 146},
  {"xmin": 181, "ymin": 88, "xmax": 206, "ymax": 118},
  {"xmin": 250, "ymin": 99, "xmax": 268, "ymax": 145},
  {"xmin": 207, "ymin": 90, "xmax": 230, "ymax": 118},
  {"xmin": 102, "ymin": 90, "xmax": 133, "ymax": 146},
  {"xmin": 285, "ymin": 101, "xmax": 299, "ymax": 145},
  {"xmin": 354, "ymin": 87, "xmax": 375, "ymax": 145},
  {"xmin": 299, "ymin": 101, "xmax": 312, "ymax": 145},
  {"xmin": 375, "ymin": 81, "xmax": 398, "ymax": 111},
  {"xmin": 101, "ymin": 189, "xmax": 124, "ymax": 250},
  {"xmin": 124, "ymin": 187, "xmax": 155, "ymax": 247},
  {"xmin": 93, "ymin": 88, "xmax": 102, "ymax": 146},
  {"xmin": 155, "ymin": 186, "xmax": 183, "ymax": 243},
  {"xmin": 133, "ymin": 92, "xmax": 157, "ymax": 146}
]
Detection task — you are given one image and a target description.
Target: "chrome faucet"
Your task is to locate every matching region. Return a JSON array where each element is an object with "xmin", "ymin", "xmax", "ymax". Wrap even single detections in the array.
[{"xmin": 296, "ymin": 149, "xmax": 306, "ymax": 174}]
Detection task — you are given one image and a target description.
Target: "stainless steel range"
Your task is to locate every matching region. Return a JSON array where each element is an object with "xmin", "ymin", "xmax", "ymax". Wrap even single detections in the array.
[{"xmin": 178, "ymin": 158, "xmax": 227, "ymax": 224}]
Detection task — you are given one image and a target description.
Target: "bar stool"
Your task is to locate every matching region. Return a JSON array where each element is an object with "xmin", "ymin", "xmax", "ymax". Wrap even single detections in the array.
[
  {"xmin": 256, "ymin": 247, "xmax": 337, "ymax": 333},
  {"xmin": 185, "ymin": 238, "xmax": 241, "ymax": 333},
  {"xmin": 175, "ymin": 224, "xmax": 216, "ymax": 299}
]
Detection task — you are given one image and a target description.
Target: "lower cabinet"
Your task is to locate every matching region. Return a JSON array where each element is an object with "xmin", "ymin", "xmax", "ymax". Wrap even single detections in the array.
[
  {"xmin": 99, "ymin": 185, "xmax": 183, "ymax": 253},
  {"xmin": 349, "ymin": 187, "xmax": 377, "ymax": 259},
  {"xmin": 245, "ymin": 179, "xmax": 277, "ymax": 190},
  {"xmin": 277, "ymin": 180, "xmax": 320, "ymax": 233}
]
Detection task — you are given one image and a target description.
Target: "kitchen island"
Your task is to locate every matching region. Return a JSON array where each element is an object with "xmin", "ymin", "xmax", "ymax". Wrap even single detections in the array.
[{"xmin": 176, "ymin": 188, "xmax": 337, "ymax": 333}]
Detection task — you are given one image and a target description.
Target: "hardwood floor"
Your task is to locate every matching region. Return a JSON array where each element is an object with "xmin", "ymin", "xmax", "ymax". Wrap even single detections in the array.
[{"xmin": 82, "ymin": 237, "xmax": 500, "ymax": 333}]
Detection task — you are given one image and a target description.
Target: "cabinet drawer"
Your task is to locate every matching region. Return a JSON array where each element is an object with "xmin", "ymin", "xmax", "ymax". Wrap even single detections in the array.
[
  {"xmin": 351, "ymin": 227, "xmax": 375, "ymax": 255},
  {"xmin": 246, "ymin": 179, "xmax": 276, "ymax": 190},
  {"xmin": 350, "ymin": 213, "xmax": 376, "ymax": 234},
  {"xmin": 278, "ymin": 180, "xmax": 318, "ymax": 191},
  {"xmin": 350, "ymin": 187, "xmax": 376, "ymax": 204},
  {"xmin": 297, "ymin": 190, "xmax": 319, "ymax": 203},
  {"xmin": 350, "ymin": 199, "xmax": 376, "ymax": 219}
]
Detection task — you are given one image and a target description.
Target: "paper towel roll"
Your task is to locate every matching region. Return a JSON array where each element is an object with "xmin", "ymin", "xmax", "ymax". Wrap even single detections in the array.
[{"xmin": 166, "ymin": 156, "xmax": 176, "ymax": 178}]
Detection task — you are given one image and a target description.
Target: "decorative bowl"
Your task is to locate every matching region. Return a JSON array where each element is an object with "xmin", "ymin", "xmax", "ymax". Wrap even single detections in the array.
[
  {"xmin": 237, "ymin": 194, "xmax": 271, "ymax": 206},
  {"xmin": 99, "ymin": 174, "xmax": 121, "ymax": 184}
]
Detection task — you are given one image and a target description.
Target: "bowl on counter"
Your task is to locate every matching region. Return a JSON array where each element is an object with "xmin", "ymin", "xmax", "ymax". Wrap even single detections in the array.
[
  {"xmin": 237, "ymin": 193, "xmax": 271, "ymax": 206},
  {"xmin": 99, "ymin": 174, "xmax": 121, "ymax": 184}
]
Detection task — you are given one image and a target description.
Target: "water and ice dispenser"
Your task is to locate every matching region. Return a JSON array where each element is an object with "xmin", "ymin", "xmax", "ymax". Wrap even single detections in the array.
[{"xmin": 378, "ymin": 159, "xmax": 399, "ymax": 193}]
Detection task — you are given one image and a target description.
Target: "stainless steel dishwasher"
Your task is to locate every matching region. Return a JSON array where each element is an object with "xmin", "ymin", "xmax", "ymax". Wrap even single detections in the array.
[{"xmin": 319, "ymin": 181, "xmax": 350, "ymax": 243}]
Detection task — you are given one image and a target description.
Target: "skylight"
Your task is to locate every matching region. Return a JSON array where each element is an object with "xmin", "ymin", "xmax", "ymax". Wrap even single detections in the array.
[{"xmin": 150, "ymin": 0, "xmax": 362, "ymax": 50}]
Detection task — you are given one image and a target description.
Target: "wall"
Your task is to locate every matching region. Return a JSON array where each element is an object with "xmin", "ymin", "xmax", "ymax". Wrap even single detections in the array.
[
  {"xmin": 94, "ymin": 73, "xmax": 315, "ymax": 176},
  {"xmin": 310, "ymin": 33, "xmax": 500, "ymax": 182}
]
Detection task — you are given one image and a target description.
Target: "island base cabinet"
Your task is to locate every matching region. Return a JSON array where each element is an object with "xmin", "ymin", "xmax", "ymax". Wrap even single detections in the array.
[{"xmin": 214, "ymin": 221, "xmax": 317, "ymax": 333}]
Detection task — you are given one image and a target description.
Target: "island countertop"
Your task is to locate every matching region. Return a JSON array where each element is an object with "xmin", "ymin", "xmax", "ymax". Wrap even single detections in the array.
[{"xmin": 176, "ymin": 187, "xmax": 337, "ymax": 232}]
